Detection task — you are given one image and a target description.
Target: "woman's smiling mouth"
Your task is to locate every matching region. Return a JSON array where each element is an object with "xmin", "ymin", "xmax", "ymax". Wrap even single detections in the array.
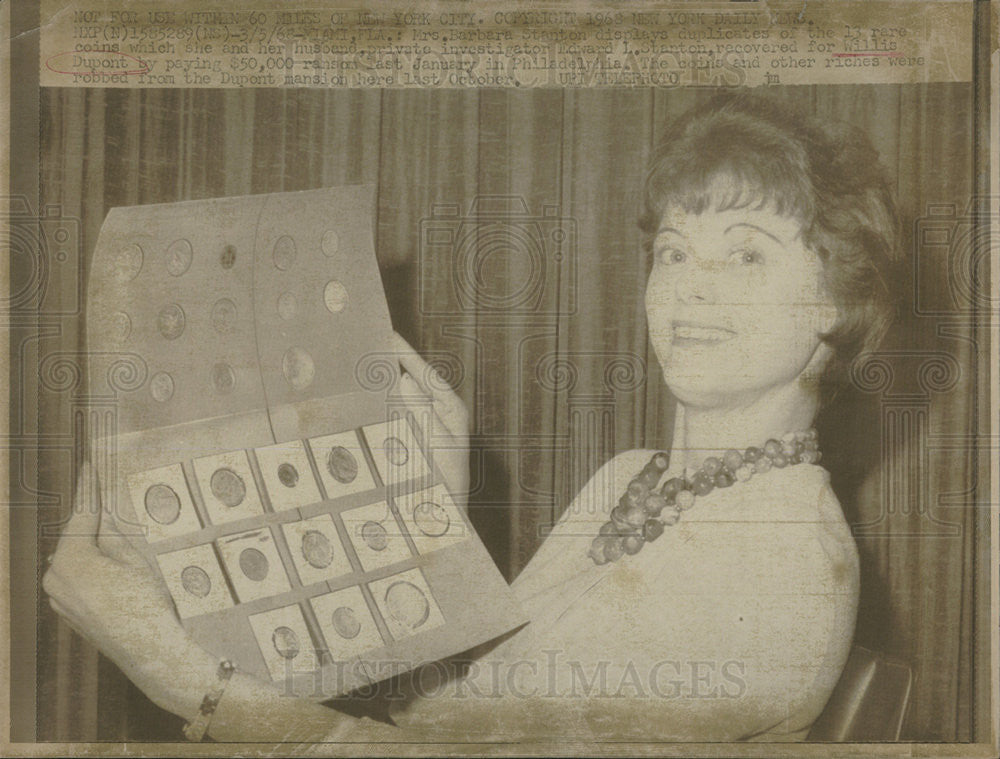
[{"xmin": 672, "ymin": 322, "xmax": 736, "ymax": 343}]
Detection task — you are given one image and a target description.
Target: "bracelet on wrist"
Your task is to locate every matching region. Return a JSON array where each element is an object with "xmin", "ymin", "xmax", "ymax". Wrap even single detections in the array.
[{"xmin": 182, "ymin": 659, "xmax": 235, "ymax": 742}]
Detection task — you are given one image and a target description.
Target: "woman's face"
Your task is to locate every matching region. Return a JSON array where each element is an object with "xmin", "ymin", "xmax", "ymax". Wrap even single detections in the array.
[{"xmin": 645, "ymin": 199, "xmax": 838, "ymax": 408}]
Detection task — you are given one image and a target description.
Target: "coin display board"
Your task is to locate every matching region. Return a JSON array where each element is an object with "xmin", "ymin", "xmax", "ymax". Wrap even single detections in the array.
[{"xmin": 85, "ymin": 186, "xmax": 525, "ymax": 697}]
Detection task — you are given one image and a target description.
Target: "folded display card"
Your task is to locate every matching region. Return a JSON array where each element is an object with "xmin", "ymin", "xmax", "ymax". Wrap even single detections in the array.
[{"xmin": 86, "ymin": 186, "xmax": 526, "ymax": 697}]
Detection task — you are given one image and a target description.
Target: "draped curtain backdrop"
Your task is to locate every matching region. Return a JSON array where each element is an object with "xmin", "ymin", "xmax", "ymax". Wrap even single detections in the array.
[{"xmin": 31, "ymin": 84, "xmax": 982, "ymax": 741}]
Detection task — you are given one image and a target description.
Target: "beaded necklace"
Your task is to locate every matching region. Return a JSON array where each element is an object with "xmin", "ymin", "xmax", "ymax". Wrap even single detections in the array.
[{"xmin": 588, "ymin": 429, "xmax": 820, "ymax": 565}]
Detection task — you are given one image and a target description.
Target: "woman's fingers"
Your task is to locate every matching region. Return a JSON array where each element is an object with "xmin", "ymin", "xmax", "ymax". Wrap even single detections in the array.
[
  {"xmin": 391, "ymin": 332, "xmax": 468, "ymax": 438},
  {"xmin": 390, "ymin": 331, "xmax": 429, "ymax": 388},
  {"xmin": 391, "ymin": 331, "xmax": 453, "ymax": 398},
  {"xmin": 390, "ymin": 332, "xmax": 471, "ymax": 509},
  {"xmin": 397, "ymin": 373, "xmax": 440, "ymax": 438},
  {"xmin": 398, "ymin": 373, "xmax": 456, "ymax": 443},
  {"xmin": 430, "ymin": 387, "xmax": 468, "ymax": 436}
]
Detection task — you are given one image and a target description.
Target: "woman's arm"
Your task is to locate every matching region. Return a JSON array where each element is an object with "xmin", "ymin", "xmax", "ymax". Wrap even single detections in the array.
[
  {"xmin": 42, "ymin": 473, "xmax": 420, "ymax": 743},
  {"xmin": 43, "ymin": 332, "xmax": 472, "ymax": 742}
]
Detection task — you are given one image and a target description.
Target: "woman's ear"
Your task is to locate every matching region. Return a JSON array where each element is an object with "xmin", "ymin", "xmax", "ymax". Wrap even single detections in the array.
[
  {"xmin": 800, "ymin": 340, "xmax": 834, "ymax": 388},
  {"xmin": 819, "ymin": 301, "xmax": 840, "ymax": 338}
]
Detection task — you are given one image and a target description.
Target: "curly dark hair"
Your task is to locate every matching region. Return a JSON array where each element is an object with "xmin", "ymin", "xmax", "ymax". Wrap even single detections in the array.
[{"xmin": 639, "ymin": 91, "xmax": 902, "ymax": 398}]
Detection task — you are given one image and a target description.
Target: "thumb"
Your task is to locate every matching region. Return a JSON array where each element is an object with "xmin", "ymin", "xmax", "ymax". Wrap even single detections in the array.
[
  {"xmin": 98, "ymin": 508, "xmax": 148, "ymax": 568},
  {"xmin": 49, "ymin": 464, "xmax": 102, "ymax": 573}
]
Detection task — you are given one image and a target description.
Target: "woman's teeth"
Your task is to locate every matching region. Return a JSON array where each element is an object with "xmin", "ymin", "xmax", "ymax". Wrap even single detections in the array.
[{"xmin": 672, "ymin": 325, "xmax": 734, "ymax": 342}]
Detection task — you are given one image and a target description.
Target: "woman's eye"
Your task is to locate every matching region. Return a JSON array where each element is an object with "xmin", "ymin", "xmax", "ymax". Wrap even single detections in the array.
[
  {"xmin": 732, "ymin": 248, "xmax": 764, "ymax": 265},
  {"xmin": 658, "ymin": 248, "xmax": 687, "ymax": 265}
]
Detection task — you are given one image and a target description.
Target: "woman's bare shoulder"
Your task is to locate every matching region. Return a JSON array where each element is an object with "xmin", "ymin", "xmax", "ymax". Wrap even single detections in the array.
[
  {"xmin": 755, "ymin": 465, "xmax": 859, "ymax": 588},
  {"xmin": 740, "ymin": 463, "xmax": 838, "ymax": 517}
]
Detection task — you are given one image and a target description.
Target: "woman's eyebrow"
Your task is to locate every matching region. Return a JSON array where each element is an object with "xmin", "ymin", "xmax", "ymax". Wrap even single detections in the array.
[
  {"xmin": 655, "ymin": 226, "xmax": 684, "ymax": 237},
  {"xmin": 724, "ymin": 223, "xmax": 784, "ymax": 245}
]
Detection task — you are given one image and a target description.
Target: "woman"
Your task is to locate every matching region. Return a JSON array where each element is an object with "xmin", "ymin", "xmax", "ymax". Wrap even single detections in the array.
[{"xmin": 43, "ymin": 91, "xmax": 900, "ymax": 743}]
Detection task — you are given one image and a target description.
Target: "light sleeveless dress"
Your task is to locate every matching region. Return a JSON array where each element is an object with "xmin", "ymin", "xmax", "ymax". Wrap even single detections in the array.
[{"xmin": 340, "ymin": 449, "xmax": 860, "ymax": 743}]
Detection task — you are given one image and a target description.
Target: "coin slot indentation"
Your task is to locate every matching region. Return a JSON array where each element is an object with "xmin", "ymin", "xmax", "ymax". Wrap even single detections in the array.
[
  {"xmin": 273, "ymin": 235, "xmax": 297, "ymax": 271},
  {"xmin": 277, "ymin": 292, "xmax": 297, "ymax": 320},
  {"xmin": 212, "ymin": 363, "xmax": 236, "ymax": 394},
  {"xmin": 282, "ymin": 347, "xmax": 315, "ymax": 390}
]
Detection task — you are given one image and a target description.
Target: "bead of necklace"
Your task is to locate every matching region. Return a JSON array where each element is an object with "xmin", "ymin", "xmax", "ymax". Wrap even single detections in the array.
[{"xmin": 588, "ymin": 429, "xmax": 821, "ymax": 565}]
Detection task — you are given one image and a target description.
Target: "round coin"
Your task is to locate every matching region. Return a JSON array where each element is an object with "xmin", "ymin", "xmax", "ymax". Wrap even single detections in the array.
[
  {"xmin": 210, "ymin": 467, "xmax": 246, "ymax": 508},
  {"xmin": 114, "ymin": 244, "xmax": 143, "ymax": 281},
  {"xmin": 212, "ymin": 362, "xmax": 236, "ymax": 394},
  {"xmin": 331, "ymin": 606, "xmax": 361, "ymax": 639},
  {"xmin": 413, "ymin": 500, "xmax": 450, "ymax": 537},
  {"xmin": 360, "ymin": 521, "xmax": 388, "ymax": 551},
  {"xmin": 149, "ymin": 371, "xmax": 174, "ymax": 403},
  {"xmin": 324, "ymin": 280, "xmax": 348, "ymax": 313},
  {"xmin": 165, "ymin": 239, "xmax": 193, "ymax": 276},
  {"xmin": 272, "ymin": 235, "xmax": 297, "ymax": 271},
  {"xmin": 277, "ymin": 463, "xmax": 299, "ymax": 488},
  {"xmin": 321, "ymin": 229, "xmax": 339, "ymax": 257},
  {"xmin": 301, "ymin": 530, "xmax": 333, "ymax": 569},
  {"xmin": 109, "ymin": 311, "xmax": 131, "ymax": 344},
  {"xmin": 326, "ymin": 446, "xmax": 358, "ymax": 484},
  {"xmin": 144, "ymin": 483, "xmax": 181, "ymax": 525},
  {"xmin": 384, "ymin": 581, "xmax": 430, "ymax": 630},
  {"xmin": 384, "ymin": 437, "xmax": 409, "ymax": 467},
  {"xmin": 272, "ymin": 626, "xmax": 300, "ymax": 659},
  {"xmin": 180, "ymin": 566, "xmax": 211, "ymax": 598},
  {"xmin": 157, "ymin": 303, "xmax": 186, "ymax": 340},
  {"xmin": 238, "ymin": 547, "xmax": 269, "ymax": 581},
  {"xmin": 210, "ymin": 298, "xmax": 237, "ymax": 333}
]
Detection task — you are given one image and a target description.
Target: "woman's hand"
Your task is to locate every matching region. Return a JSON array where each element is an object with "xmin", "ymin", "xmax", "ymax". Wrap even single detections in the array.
[
  {"xmin": 390, "ymin": 332, "xmax": 470, "ymax": 512},
  {"xmin": 42, "ymin": 467, "xmax": 217, "ymax": 720}
]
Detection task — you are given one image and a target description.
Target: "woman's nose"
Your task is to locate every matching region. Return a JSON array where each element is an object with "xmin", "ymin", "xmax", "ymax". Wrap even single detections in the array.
[{"xmin": 675, "ymin": 260, "xmax": 719, "ymax": 304}]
